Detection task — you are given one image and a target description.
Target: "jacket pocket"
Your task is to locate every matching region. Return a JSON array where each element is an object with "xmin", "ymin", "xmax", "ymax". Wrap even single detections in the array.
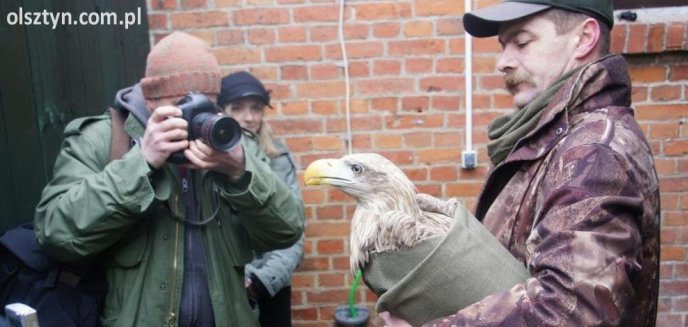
[{"xmin": 104, "ymin": 224, "xmax": 149, "ymax": 268}]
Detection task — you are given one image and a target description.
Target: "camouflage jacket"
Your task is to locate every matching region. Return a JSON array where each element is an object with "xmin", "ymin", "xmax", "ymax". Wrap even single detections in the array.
[{"xmin": 432, "ymin": 55, "xmax": 660, "ymax": 326}]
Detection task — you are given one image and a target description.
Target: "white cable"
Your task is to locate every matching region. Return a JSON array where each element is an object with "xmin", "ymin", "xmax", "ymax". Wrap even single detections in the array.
[
  {"xmin": 338, "ymin": 0, "xmax": 352, "ymax": 155},
  {"xmin": 464, "ymin": 0, "xmax": 473, "ymax": 152}
]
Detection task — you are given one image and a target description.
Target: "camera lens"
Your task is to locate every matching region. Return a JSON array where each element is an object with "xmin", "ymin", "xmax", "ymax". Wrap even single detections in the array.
[{"xmin": 192, "ymin": 113, "xmax": 242, "ymax": 151}]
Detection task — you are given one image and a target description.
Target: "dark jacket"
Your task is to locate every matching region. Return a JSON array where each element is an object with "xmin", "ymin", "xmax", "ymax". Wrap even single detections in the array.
[{"xmin": 435, "ymin": 55, "xmax": 660, "ymax": 326}]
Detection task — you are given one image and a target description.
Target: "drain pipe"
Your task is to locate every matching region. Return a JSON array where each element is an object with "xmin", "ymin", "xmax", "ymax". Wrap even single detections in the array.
[{"xmin": 461, "ymin": 0, "xmax": 477, "ymax": 169}]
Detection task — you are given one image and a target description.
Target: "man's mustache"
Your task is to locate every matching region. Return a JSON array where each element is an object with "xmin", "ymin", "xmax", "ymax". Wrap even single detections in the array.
[{"xmin": 505, "ymin": 73, "xmax": 535, "ymax": 94}]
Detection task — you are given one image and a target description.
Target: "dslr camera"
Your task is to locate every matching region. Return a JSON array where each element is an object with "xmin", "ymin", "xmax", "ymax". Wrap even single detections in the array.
[{"xmin": 168, "ymin": 93, "xmax": 242, "ymax": 164}]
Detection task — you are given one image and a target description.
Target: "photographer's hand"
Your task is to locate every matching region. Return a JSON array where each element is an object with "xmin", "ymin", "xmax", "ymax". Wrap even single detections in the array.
[
  {"xmin": 141, "ymin": 106, "xmax": 189, "ymax": 169},
  {"xmin": 185, "ymin": 139, "xmax": 246, "ymax": 180}
]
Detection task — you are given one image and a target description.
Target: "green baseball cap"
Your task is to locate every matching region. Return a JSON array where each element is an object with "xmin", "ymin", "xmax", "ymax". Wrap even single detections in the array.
[{"xmin": 463, "ymin": 0, "xmax": 614, "ymax": 38}]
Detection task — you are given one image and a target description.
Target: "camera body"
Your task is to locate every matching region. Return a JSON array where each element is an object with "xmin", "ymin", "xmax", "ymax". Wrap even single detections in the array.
[{"xmin": 167, "ymin": 93, "xmax": 242, "ymax": 164}]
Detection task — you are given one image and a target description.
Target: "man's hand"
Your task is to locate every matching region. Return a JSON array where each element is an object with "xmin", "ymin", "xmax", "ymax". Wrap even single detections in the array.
[
  {"xmin": 184, "ymin": 139, "xmax": 246, "ymax": 179},
  {"xmin": 141, "ymin": 106, "xmax": 189, "ymax": 169}
]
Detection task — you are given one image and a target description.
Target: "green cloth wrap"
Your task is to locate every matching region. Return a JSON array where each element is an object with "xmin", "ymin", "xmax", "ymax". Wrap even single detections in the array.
[{"xmin": 362, "ymin": 204, "xmax": 530, "ymax": 327}]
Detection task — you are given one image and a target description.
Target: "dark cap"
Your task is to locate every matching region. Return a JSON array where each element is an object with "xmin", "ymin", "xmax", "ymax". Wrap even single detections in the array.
[
  {"xmin": 463, "ymin": 0, "xmax": 614, "ymax": 38},
  {"xmin": 218, "ymin": 71, "xmax": 272, "ymax": 108}
]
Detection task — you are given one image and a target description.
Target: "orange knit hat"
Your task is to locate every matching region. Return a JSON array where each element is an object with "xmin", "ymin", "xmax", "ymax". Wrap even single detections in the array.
[{"xmin": 140, "ymin": 32, "xmax": 221, "ymax": 100}]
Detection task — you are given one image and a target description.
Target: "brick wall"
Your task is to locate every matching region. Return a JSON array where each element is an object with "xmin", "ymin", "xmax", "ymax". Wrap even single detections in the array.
[{"xmin": 146, "ymin": 1, "xmax": 688, "ymax": 326}]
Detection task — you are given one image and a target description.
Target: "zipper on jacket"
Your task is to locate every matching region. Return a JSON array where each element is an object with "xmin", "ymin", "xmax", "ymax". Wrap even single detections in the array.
[
  {"xmin": 167, "ymin": 220, "xmax": 181, "ymax": 326},
  {"xmin": 167, "ymin": 172, "xmax": 184, "ymax": 326}
]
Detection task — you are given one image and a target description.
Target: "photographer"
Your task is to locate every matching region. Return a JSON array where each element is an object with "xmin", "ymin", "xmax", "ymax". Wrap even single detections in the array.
[{"xmin": 34, "ymin": 32, "xmax": 305, "ymax": 326}]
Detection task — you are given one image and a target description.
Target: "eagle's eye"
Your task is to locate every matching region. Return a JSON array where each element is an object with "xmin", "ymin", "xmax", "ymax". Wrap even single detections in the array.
[{"xmin": 351, "ymin": 164, "xmax": 364, "ymax": 174}]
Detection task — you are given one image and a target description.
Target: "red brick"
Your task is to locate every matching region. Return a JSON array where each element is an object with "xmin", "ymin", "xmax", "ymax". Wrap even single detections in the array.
[
  {"xmin": 150, "ymin": 0, "xmax": 176, "ymax": 10},
  {"xmin": 310, "ymin": 64, "xmax": 340, "ymax": 80},
  {"xmin": 433, "ymin": 95, "xmax": 461, "ymax": 111},
  {"xmin": 306, "ymin": 289, "xmax": 349, "ymax": 304},
  {"xmin": 373, "ymin": 59, "xmax": 401, "ymax": 75},
  {"xmin": 299, "ymin": 257, "xmax": 330, "ymax": 271},
  {"xmin": 326, "ymin": 116, "xmax": 383, "ymax": 133},
  {"xmin": 354, "ymin": 3, "xmax": 411, "ymax": 20},
  {"xmin": 635, "ymin": 104, "xmax": 688, "ymax": 121},
  {"xmin": 377, "ymin": 151, "xmax": 415, "ymax": 165},
  {"xmin": 449, "ymin": 38, "xmax": 466, "ymax": 54},
  {"xmin": 415, "ymin": 0, "xmax": 462, "ymax": 16},
  {"xmin": 629, "ymin": 66, "xmax": 667, "ymax": 83},
  {"xmin": 213, "ymin": 47, "xmax": 261, "ymax": 65},
  {"xmin": 292, "ymin": 307, "xmax": 318, "ymax": 320},
  {"xmin": 446, "ymin": 182, "xmax": 484, "ymax": 197},
  {"xmin": 343, "ymin": 24, "xmax": 370, "ymax": 40},
  {"xmin": 309, "ymin": 26, "xmax": 337, "ymax": 42},
  {"xmin": 312, "ymin": 101, "xmax": 339, "ymax": 115},
  {"xmin": 418, "ymin": 149, "xmax": 461, "ymax": 164},
  {"xmin": 318, "ymin": 273, "xmax": 345, "ymax": 288},
  {"xmin": 431, "ymin": 166, "xmax": 459, "ymax": 181},
  {"xmin": 301, "ymin": 188, "xmax": 325, "ymax": 204},
  {"xmin": 404, "ymin": 167, "xmax": 428, "ymax": 181},
  {"xmin": 627, "ymin": 24, "xmax": 647, "ymax": 53},
  {"xmin": 420, "ymin": 76, "xmax": 464, "ymax": 92},
  {"xmin": 271, "ymin": 119, "xmax": 323, "ymax": 135},
  {"xmin": 216, "ymin": 0, "xmax": 241, "ymax": 7},
  {"xmin": 171, "ymin": 11, "xmax": 227, "ymax": 28},
  {"xmin": 610, "ymin": 24, "xmax": 627, "ymax": 54},
  {"xmin": 651, "ymin": 85, "xmax": 682, "ymax": 102},
  {"xmin": 664, "ymin": 211, "xmax": 688, "ymax": 226},
  {"xmin": 313, "ymin": 135, "xmax": 344, "ymax": 150},
  {"xmin": 660, "ymin": 177, "xmax": 688, "ymax": 192},
  {"xmin": 406, "ymin": 58, "xmax": 433, "ymax": 73},
  {"xmin": 348, "ymin": 61, "xmax": 370, "ymax": 77},
  {"xmin": 665, "ymin": 140, "xmax": 688, "ymax": 157},
  {"xmin": 434, "ymin": 131, "xmax": 462, "ymax": 147},
  {"xmin": 296, "ymin": 81, "xmax": 345, "ymax": 98},
  {"xmin": 389, "ymin": 39, "xmax": 445, "ymax": 56},
  {"xmin": 234, "ymin": 8, "xmax": 289, "ymax": 25},
  {"xmin": 147, "ymin": 13, "xmax": 167, "ymax": 30},
  {"xmin": 282, "ymin": 65, "xmax": 308, "ymax": 80},
  {"xmin": 670, "ymin": 64, "xmax": 688, "ymax": 81},
  {"xmin": 216, "ymin": 28, "xmax": 243, "ymax": 45},
  {"xmin": 438, "ymin": 18, "xmax": 462, "ymax": 36},
  {"xmin": 405, "ymin": 132, "xmax": 432, "ymax": 147},
  {"xmin": 325, "ymin": 42, "xmax": 382, "ymax": 60},
  {"xmin": 372, "ymin": 22, "xmax": 400, "ymax": 38},
  {"xmin": 306, "ymin": 222, "xmax": 350, "ymax": 237},
  {"xmin": 667, "ymin": 22, "xmax": 686, "ymax": 50},
  {"xmin": 291, "ymin": 273, "xmax": 315, "ymax": 289},
  {"xmin": 473, "ymin": 37, "xmax": 501, "ymax": 53},
  {"xmin": 647, "ymin": 24, "xmax": 666, "ymax": 53},
  {"xmin": 357, "ymin": 78, "xmax": 414, "ymax": 94},
  {"xmin": 662, "ymin": 246, "xmax": 687, "ymax": 261},
  {"xmin": 437, "ymin": 57, "xmax": 463, "ymax": 73},
  {"xmin": 294, "ymin": 5, "xmax": 340, "ymax": 22},
  {"xmin": 401, "ymin": 96, "xmax": 429, "ymax": 112},
  {"xmin": 371, "ymin": 97, "xmax": 398, "ymax": 112},
  {"xmin": 181, "ymin": 0, "xmax": 206, "ymax": 8},
  {"xmin": 278, "ymin": 26, "xmax": 307, "ymax": 43},
  {"xmin": 385, "ymin": 113, "xmax": 444, "ymax": 130},
  {"xmin": 316, "ymin": 239, "xmax": 344, "ymax": 254},
  {"xmin": 247, "ymin": 27, "xmax": 276, "ymax": 45},
  {"xmin": 404, "ymin": 21, "xmax": 433, "ymax": 37},
  {"xmin": 373, "ymin": 134, "xmax": 403, "ymax": 149},
  {"xmin": 266, "ymin": 45, "xmax": 322, "ymax": 62},
  {"xmin": 282, "ymin": 101, "xmax": 309, "ymax": 115}
]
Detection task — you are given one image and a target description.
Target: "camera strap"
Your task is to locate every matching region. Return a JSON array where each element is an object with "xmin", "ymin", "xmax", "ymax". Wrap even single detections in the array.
[{"xmin": 108, "ymin": 107, "xmax": 131, "ymax": 162}]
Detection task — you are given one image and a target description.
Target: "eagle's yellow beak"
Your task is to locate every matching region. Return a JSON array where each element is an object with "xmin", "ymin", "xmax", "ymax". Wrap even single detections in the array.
[{"xmin": 303, "ymin": 159, "xmax": 339, "ymax": 186}]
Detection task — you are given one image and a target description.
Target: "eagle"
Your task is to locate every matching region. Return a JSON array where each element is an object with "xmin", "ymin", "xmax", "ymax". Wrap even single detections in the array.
[{"xmin": 303, "ymin": 153, "xmax": 453, "ymax": 273}]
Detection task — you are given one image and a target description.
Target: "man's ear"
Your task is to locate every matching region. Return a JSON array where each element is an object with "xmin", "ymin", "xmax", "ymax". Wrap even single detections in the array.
[{"xmin": 573, "ymin": 18, "xmax": 601, "ymax": 60}]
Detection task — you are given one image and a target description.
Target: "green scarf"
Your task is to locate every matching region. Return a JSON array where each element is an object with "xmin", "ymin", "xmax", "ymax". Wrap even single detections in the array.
[{"xmin": 486, "ymin": 68, "xmax": 579, "ymax": 166}]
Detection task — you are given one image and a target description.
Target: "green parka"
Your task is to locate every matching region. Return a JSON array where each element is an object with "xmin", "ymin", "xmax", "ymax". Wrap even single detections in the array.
[{"xmin": 34, "ymin": 108, "xmax": 305, "ymax": 326}]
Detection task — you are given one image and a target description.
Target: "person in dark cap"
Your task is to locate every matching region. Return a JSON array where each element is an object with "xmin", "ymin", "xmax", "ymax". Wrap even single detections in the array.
[
  {"xmin": 219, "ymin": 71, "xmax": 304, "ymax": 327},
  {"xmin": 382, "ymin": 1, "xmax": 660, "ymax": 326},
  {"xmin": 34, "ymin": 32, "xmax": 305, "ymax": 326}
]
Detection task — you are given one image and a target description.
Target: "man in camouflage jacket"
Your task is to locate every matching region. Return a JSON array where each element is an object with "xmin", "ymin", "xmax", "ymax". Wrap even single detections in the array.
[{"xmin": 420, "ymin": 1, "xmax": 660, "ymax": 326}]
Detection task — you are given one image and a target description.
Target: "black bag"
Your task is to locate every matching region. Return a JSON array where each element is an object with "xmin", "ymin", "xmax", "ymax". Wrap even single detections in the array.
[{"xmin": 0, "ymin": 223, "xmax": 107, "ymax": 327}]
